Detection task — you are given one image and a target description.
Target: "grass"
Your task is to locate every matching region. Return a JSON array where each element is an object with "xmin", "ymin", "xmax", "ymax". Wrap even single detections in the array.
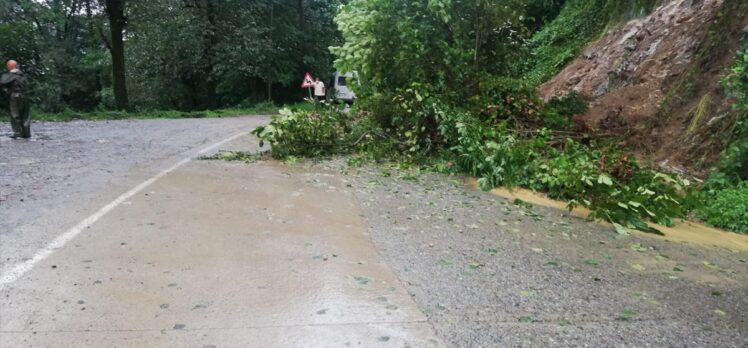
[
  {"xmin": 24, "ymin": 102, "xmax": 315, "ymax": 122},
  {"xmin": 697, "ymin": 183, "xmax": 748, "ymax": 233}
]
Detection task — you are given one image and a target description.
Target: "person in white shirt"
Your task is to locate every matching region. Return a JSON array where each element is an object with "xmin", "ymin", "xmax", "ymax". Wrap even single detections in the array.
[{"xmin": 313, "ymin": 78, "xmax": 326, "ymax": 103}]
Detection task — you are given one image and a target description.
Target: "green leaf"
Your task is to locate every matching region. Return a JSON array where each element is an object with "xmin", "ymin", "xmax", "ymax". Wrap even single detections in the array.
[
  {"xmin": 518, "ymin": 316, "xmax": 536, "ymax": 323},
  {"xmin": 598, "ymin": 174, "xmax": 613, "ymax": 186},
  {"xmin": 615, "ymin": 309, "xmax": 637, "ymax": 321},
  {"xmin": 612, "ymin": 223, "xmax": 629, "ymax": 235},
  {"xmin": 583, "ymin": 259, "xmax": 599, "ymax": 266}
]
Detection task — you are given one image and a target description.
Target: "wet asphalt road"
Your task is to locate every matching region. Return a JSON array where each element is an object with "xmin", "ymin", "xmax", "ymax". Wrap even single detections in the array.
[
  {"xmin": 0, "ymin": 117, "xmax": 265, "ymax": 275},
  {"xmin": 0, "ymin": 118, "xmax": 442, "ymax": 347}
]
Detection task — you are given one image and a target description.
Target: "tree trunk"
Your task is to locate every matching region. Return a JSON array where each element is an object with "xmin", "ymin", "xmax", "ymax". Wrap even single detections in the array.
[
  {"xmin": 267, "ymin": 1, "xmax": 274, "ymax": 101},
  {"xmin": 104, "ymin": 0, "xmax": 129, "ymax": 110},
  {"xmin": 203, "ymin": 0, "xmax": 218, "ymax": 109}
]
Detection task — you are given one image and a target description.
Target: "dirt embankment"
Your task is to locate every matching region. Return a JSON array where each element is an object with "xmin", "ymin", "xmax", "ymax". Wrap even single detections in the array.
[{"xmin": 540, "ymin": 0, "xmax": 748, "ymax": 176}]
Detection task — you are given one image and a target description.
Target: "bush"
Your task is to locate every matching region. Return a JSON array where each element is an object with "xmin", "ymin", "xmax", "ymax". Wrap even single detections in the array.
[
  {"xmin": 716, "ymin": 44, "xmax": 748, "ymax": 183},
  {"xmin": 252, "ymin": 107, "xmax": 351, "ymax": 159},
  {"xmin": 444, "ymin": 110, "xmax": 687, "ymax": 234},
  {"xmin": 698, "ymin": 183, "xmax": 748, "ymax": 233},
  {"xmin": 694, "ymin": 44, "xmax": 748, "ymax": 234},
  {"xmin": 346, "ymin": 114, "xmax": 396, "ymax": 161}
]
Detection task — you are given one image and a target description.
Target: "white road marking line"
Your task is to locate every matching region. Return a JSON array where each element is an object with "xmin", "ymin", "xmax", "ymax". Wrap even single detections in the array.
[{"xmin": 0, "ymin": 131, "xmax": 249, "ymax": 289}]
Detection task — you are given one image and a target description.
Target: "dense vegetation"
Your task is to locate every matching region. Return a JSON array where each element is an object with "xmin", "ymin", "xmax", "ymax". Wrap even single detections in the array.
[
  {"xmin": 255, "ymin": 0, "xmax": 747, "ymax": 234},
  {"xmin": 0, "ymin": 0, "xmax": 339, "ymax": 113},
  {"xmin": 697, "ymin": 45, "xmax": 748, "ymax": 232}
]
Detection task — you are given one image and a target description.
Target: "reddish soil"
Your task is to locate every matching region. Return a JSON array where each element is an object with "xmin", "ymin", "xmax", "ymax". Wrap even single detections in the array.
[{"xmin": 539, "ymin": 0, "xmax": 748, "ymax": 176}]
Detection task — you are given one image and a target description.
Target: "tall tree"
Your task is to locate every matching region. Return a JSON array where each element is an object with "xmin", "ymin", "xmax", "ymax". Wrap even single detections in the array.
[{"xmin": 102, "ymin": 0, "xmax": 129, "ymax": 110}]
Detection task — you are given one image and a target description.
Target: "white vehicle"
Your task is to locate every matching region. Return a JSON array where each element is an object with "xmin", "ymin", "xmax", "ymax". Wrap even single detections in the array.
[{"xmin": 332, "ymin": 71, "xmax": 357, "ymax": 104}]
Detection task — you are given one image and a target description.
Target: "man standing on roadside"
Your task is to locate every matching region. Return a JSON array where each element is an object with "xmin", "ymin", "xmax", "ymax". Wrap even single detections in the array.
[
  {"xmin": 1, "ymin": 60, "xmax": 31, "ymax": 139},
  {"xmin": 313, "ymin": 77, "xmax": 326, "ymax": 103}
]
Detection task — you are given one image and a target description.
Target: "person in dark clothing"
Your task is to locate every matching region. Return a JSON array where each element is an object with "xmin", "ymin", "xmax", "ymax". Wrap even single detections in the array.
[{"xmin": 1, "ymin": 60, "xmax": 31, "ymax": 139}]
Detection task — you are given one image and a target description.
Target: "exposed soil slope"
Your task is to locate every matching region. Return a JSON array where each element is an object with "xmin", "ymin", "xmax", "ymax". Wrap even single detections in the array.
[{"xmin": 540, "ymin": 0, "xmax": 748, "ymax": 175}]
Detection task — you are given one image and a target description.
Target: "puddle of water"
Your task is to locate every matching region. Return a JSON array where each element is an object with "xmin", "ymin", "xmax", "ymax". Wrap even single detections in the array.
[{"xmin": 466, "ymin": 178, "xmax": 748, "ymax": 252}]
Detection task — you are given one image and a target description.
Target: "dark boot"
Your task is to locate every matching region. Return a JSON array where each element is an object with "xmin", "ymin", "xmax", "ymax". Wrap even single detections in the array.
[{"xmin": 11, "ymin": 96, "xmax": 31, "ymax": 138}]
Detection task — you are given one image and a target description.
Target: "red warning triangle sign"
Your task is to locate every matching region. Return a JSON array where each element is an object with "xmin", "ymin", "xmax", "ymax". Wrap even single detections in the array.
[{"xmin": 301, "ymin": 73, "xmax": 314, "ymax": 88}]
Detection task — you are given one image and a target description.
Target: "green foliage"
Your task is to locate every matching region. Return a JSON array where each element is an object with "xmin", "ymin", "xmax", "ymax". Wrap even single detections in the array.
[
  {"xmin": 524, "ymin": 0, "xmax": 566, "ymax": 32},
  {"xmin": 444, "ymin": 112, "xmax": 687, "ymax": 233},
  {"xmin": 332, "ymin": 0, "xmax": 531, "ymax": 133},
  {"xmin": 0, "ymin": 21, "xmax": 38, "ymax": 112},
  {"xmin": 346, "ymin": 113, "xmax": 395, "ymax": 161},
  {"xmin": 199, "ymin": 151, "xmax": 264, "ymax": 163},
  {"xmin": 697, "ymin": 183, "xmax": 748, "ymax": 233},
  {"xmin": 0, "ymin": 22, "xmax": 38, "ymax": 75},
  {"xmin": 716, "ymin": 44, "xmax": 748, "ymax": 183},
  {"xmin": 1, "ymin": 1, "xmax": 113, "ymax": 113},
  {"xmin": 694, "ymin": 44, "xmax": 748, "ymax": 234},
  {"xmin": 1, "ymin": 0, "xmax": 340, "ymax": 113},
  {"xmin": 333, "ymin": 0, "xmax": 530, "ymax": 91},
  {"xmin": 127, "ymin": 0, "xmax": 340, "ymax": 111},
  {"xmin": 252, "ymin": 106, "xmax": 352, "ymax": 159}
]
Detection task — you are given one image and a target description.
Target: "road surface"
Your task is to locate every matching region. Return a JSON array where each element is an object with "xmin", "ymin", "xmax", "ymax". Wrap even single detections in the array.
[{"xmin": 0, "ymin": 118, "xmax": 442, "ymax": 347}]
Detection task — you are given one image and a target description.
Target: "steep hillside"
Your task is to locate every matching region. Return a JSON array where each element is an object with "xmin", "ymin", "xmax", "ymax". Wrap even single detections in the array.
[{"xmin": 539, "ymin": 0, "xmax": 748, "ymax": 176}]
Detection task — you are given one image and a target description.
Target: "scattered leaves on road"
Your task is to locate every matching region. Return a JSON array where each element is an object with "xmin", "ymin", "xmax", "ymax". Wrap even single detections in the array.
[
  {"xmin": 615, "ymin": 309, "xmax": 637, "ymax": 321},
  {"xmin": 518, "ymin": 316, "xmax": 537, "ymax": 323},
  {"xmin": 702, "ymin": 261, "xmax": 716, "ymax": 269},
  {"xmin": 583, "ymin": 259, "xmax": 599, "ymax": 266},
  {"xmin": 467, "ymin": 262, "xmax": 483, "ymax": 269},
  {"xmin": 354, "ymin": 276, "xmax": 370, "ymax": 285}
]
